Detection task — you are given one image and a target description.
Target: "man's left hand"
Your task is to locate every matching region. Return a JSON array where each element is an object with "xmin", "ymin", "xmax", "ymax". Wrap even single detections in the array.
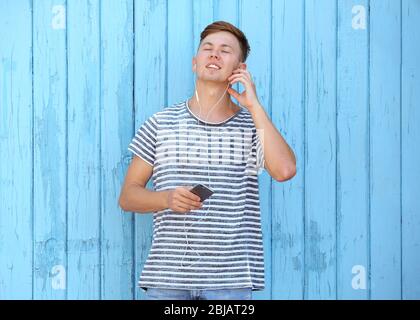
[{"xmin": 227, "ymin": 68, "xmax": 261, "ymax": 110}]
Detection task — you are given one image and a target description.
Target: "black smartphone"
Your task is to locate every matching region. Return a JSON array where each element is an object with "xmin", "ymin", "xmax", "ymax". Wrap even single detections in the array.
[{"xmin": 190, "ymin": 184, "xmax": 214, "ymax": 202}]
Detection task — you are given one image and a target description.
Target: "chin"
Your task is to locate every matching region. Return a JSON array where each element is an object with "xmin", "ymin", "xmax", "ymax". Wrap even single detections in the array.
[{"xmin": 199, "ymin": 77, "xmax": 225, "ymax": 83}]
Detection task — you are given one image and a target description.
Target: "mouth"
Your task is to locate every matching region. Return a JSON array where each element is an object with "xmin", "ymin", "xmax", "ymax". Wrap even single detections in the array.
[{"xmin": 206, "ymin": 63, "xmax": 221, "ymax": 70}]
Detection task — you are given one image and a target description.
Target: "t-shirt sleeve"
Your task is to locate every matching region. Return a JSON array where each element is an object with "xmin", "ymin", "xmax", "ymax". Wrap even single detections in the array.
[
  {"xmin": 128, "ymin": 114, "xmax": 158, "ymax": 167},
  {"xmin": 246, "ymin": 128, "xmax": 265, "ymax": 175},
  {"xmin": 255, "ymin": 128, "xmax": 265, "ymax": 173}
]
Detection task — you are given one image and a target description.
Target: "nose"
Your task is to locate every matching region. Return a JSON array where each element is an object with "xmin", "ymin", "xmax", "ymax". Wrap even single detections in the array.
[{"xmin": 209, "ymin": 50, "xmax": 220, "ymax": 60}]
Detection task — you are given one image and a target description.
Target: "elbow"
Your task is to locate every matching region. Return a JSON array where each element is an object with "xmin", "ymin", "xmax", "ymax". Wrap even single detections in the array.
[
  {"xmin": 273, "ymin": 164, "xmax": 297, "ymax": 182},
  {"xmin": 118, "ymin": 193, "xmax": 130, "ymax": 212}
]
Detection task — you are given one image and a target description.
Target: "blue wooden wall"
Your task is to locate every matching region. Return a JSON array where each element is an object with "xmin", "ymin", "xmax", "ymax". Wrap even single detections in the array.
[{"xmin": 0, "ymin": 0, "xmax": 419, "ymax": 300}]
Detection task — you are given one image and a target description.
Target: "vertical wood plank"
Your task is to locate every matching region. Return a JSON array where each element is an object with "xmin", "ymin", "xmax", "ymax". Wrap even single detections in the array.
[
  {"xmin": 193, "ymin": 0, "xmax": 214, "ymax": 49},
  {"xmin": 33, "ymin": 0, "xmax": 67, "ymax": 299},
  {"xmin": 213, "ymin": 0, "xmax": 238, "ymax": 23},
  {"xmin": 336, "ymin": 0, "xmax": 369, "ymax": 299},
  {"xmin": 271, "ymin": 0, "xmax": 305, "ymax": 299},
  {"xmin": 304, "ymin": 0, "xmax": 337, "ymax": 299},
  {"xmin": 240, "ymin": 0, "xmax": 272, "ymax": 300},
  {"xmin": 402, "ymin": 0, "xmax": 420, "ymax": 300},
  {"xmin": 100, "ymin": 0, "xmax": 134, "ymax": 299},
  {"xmin": 370, "ymin": 0, "xmax": 402, "ymax": 299},
  {"xmin": 168, "ymin": 0, "xmax": 193, "ymax": 103},
  {"xmin": 67, "ymin": 0, "xmax": 101, "ymax": 299},
  {"xmin": 0, "ymin": 0, "xmax": 33, "ymax": 299},
  {"xmin": 134, "ymin": 0, "xmax": 167, "ymax": 300}
]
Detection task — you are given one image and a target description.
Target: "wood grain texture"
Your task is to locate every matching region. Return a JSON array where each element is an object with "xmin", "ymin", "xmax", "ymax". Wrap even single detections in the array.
[
  {"xmin": 67, "ymin": 0, "xmax": 101, "ymax": 299},
  {"xmin": 337, "ymin": 0, "xmax": 369, "ymax": 300},
  {"xmin": 370, "ymin": 0, "xmax": 402, "ymax": 299},
  {"xmin": 272, "ymin": 0, "xmax": 305, "ymax": 300},
  {"xmin": 0, "ymin": 0, "xmax": 33, "ymax": 299},
  {"xmin": 402, "ymin": 0, "xmax": 420, "ymax": 300},
  {"xmin": 304, "ymin": 0, "xmax": 337, "ymax": 299},
  {"xmin": 101, "ymin": 0, "xmax": 134, "ymax": 300},
  {"xmin": 33, "ymin": 0, "xmax": 67, "ymax": 299}
]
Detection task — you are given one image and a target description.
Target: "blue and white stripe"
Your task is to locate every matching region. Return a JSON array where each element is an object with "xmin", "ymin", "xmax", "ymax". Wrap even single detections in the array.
[{"xmin": 128, "ymin": 100, "xmax": 265, "ymax": 291}]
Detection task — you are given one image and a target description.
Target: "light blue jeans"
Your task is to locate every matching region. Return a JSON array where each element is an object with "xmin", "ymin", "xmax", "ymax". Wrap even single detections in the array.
[{"xmin": 145, "ymin": 287, "xmax": 252, "ymax": 300}]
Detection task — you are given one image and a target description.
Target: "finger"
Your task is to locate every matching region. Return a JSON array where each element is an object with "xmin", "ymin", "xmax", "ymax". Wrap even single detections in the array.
[
  {"xmin": 228, "ymin": 73, "xmax": 246, "ymax": 81},
  {"xmin": 174, "ymin": 201, "xmax": 194, "ymax": 213},
  {"xmin": 228, "ymin": 74, "xmax": 248, "ymax": 82},
  {"xmin": 232, "ymin": 69, "xmax": 252, "ymax": 80},
  {"xmin": 229, "ymin": 76, "xmax": 248, "ymax": 86},
  {"xmin": 172, "ymin": 203, "xmax": 189, "ymax": 213},
  {"xmin": 231, "ymin": 75, "xmax": 254, "ymax": 92},
  {"xmin": 177, "ymin": 193, "xmax": 203, "ymax": 208},
  {"xmin": 177, "ymin": 186, "xmax": 200, "ymax": 202},
  {"xmin": 236, "ymin": 69, "xmax": 252, "ymax": 80},
  {"xmin": 176, "ymin": 202, "xmax": 200, "ymax": 213},
  {"xmin": 182, "ymin": 187, "xmax": 202, "ymax": 202},
  {"xmin": 227, "ymin": 87, "xmax": 240, "ymax": 99},
  {"xmin": 175, "ymin": 207, "xmax": 189, "ymax": 214}
]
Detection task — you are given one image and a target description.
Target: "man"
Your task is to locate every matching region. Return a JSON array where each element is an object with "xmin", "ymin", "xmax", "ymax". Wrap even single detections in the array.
[{"xmin": 119, "ymin": 21, "xmax": 296, "ymax": 300}]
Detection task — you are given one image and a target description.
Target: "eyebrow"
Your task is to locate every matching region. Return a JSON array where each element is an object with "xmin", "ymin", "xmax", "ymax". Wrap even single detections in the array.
[{"xmin": 201, "ymin": 41, "xmax": 233, "ymax": 50}]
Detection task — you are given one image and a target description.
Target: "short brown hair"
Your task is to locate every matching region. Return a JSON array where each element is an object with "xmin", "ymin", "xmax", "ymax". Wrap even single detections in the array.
[{"xmin": 199, "ymin": 21, "xmax": 250, "ymax": 62}]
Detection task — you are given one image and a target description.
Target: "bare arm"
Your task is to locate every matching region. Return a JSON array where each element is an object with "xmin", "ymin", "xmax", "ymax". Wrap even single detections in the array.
[
  {"xmin": 249, "ymin": 103, "xmax": 297, "ymax": 182},
  {"xmin": 118, "ymin": 156, "xmax": 167, "ymax": 213},
  {"xmin": 118, "ymin": 156, "xmax": 202, "ymax": 214},
  {"xmin": 226, "ymin": 67, "xmax": 296, "ymax": 182}
]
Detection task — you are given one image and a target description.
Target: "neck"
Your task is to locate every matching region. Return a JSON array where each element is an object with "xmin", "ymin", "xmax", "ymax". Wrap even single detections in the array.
[{"xmin": 189, "ymin": 79, "xmax": 234, "ymax": 122}]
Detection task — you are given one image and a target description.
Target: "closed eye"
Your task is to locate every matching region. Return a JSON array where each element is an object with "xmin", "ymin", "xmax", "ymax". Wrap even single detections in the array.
[{"xmin": 203, "ymin": 48, "xmax": 230, "ymax": 53}]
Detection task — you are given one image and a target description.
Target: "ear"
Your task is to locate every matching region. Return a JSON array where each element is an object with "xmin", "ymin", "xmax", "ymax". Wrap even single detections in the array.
[
  {"xmin": 238, "ymin": 62, "xmax": 247, "ymax": 70},
  {"xmin": 192, "ymin": 57, "xmax": 197, "ymax": 72}
]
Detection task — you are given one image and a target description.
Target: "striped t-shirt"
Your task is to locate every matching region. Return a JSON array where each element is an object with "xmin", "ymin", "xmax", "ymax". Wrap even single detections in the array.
[{"xmin": 128, "ymin": 99, "xmax": 265, "ymax": 292}]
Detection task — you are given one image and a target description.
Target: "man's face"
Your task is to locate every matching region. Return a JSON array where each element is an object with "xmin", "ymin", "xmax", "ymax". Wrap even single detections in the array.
[{"xmin": 193, "ymin": 31, "xmax": 245, "ymax": 82}]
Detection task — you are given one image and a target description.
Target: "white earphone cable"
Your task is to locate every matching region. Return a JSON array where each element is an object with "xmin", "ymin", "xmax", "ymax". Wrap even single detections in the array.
[{"xmin": 180, "ymin": 72, "xmax": 231, "ymax": 268}]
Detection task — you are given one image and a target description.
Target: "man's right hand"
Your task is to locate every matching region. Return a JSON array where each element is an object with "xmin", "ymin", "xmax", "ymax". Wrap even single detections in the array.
[{"xmin": 166, "ymin": 186, "xmax": 203, "ymax": 213}]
